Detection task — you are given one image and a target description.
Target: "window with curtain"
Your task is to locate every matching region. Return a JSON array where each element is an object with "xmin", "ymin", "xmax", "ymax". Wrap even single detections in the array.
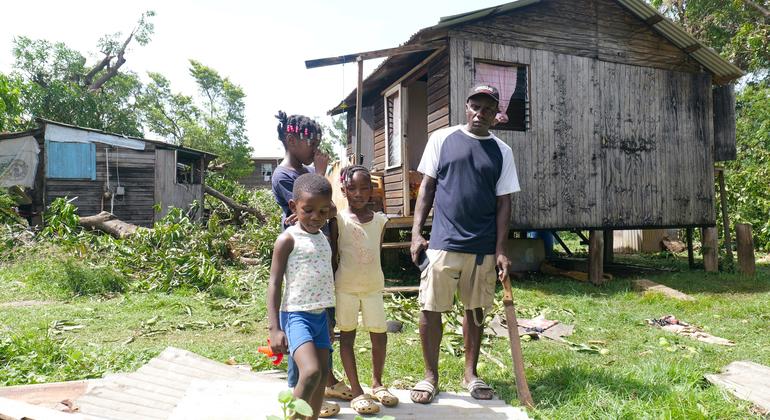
[{"xmin": 474, "ymin": 61, "xmax": 529, "ymax": 131}]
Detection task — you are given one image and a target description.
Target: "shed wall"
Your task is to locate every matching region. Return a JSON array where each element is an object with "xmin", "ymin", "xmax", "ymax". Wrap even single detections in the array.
[{"xmin": 45, "ymin": 143, "xmax": 157, "ymax": 227}]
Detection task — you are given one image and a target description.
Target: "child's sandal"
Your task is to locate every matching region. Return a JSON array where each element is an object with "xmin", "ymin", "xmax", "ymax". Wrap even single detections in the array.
[
  {"xmin": 319, "ymin": 400, "xmax": 340, "ymax": 418},
  {"xmin": 325, "ymin": 381, "xmax": 354, "ymax": 400},
  {"xmin": 372, "ymin": 386, "xmax": 399, "ymax": 407},
  {"xmin": 350, "ymin": 394, "xmax": 380, "ymax": 415}
]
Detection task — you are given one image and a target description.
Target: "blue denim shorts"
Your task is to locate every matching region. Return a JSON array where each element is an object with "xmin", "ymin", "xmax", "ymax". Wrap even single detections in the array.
[{"xmin": 280, "ymin": 310, "xmax": 332, "ymax": 356}]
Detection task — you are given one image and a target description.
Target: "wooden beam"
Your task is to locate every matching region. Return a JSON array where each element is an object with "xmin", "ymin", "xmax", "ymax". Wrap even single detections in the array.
[
  {"xmin": 552, "ymin": 231, "xmax": 573, "ymax": 257},
  {"xmin": 603, "ymin": 230, "xmax": 614, "ymax": 264},
  {"xmin": 702, "ymin": 227, "xmax": 719, "ymax": 272},
  {"xmin": 716, "ymin": 167, "xmax": 734, "ymax": 265},
  {"xmin": 589, "ymin": 230, "xmax": 605, "ymax": 285},
  {"xmin": 305, "ymin": 40, "xmax": 446, "ymax": 69},
  {"xmin": 686, "ymin": 227, "xmax": 695, "ymax": 269},
  {"xmin": 355, "ymin": 56, "xmax": 363, "ymax": 164},
  {"xmin": 382, "ymin": 47, "xmax": 446, "ymax": 95}
]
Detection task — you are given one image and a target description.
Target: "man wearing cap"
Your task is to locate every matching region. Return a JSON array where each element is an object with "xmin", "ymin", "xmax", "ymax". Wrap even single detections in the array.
[{"xmin": 409, "ymin": 84, "xmax": 520, "ymax": 404}]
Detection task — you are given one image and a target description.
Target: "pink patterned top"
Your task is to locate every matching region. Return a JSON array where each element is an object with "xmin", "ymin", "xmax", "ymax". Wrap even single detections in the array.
[{"xmin": 280, "ymin": 225, "xmax": 335, "ymax": 312}]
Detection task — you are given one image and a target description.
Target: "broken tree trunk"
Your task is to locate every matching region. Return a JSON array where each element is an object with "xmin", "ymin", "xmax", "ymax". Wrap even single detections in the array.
[
  {"xmin": 735, "ymin": 223, "xmax": 756, "ymax": 276},
  {"xmin": 79, "ymin": 211, "xmax": 138, "ymax": 238},
  {"xmin": 204, "ymin": 185, "xmax": 265, "ymax": 223}
]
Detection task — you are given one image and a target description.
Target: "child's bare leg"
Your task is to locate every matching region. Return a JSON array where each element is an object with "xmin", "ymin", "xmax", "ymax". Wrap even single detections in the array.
[
  {"xmin": 311, "ymin": 348, "xmax": 330, "ymax": 419},
  {"xmin": 370, "ymin": 331, "xmax": 387, "ymax": 389},
  {"xmin": 292, "ymin": 342, "xmax": 323, "ymax": 419},
  {"xmin": 326, "ymin": 308, "xmax": 340, "ymax": 387},
  {"xmin": 339, "ymin": 330, "xmax": 363, "ymax": 397}
]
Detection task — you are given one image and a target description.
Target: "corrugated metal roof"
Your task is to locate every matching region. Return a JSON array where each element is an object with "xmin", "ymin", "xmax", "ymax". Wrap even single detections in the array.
[
  {"xmin": 615, "ymin": 0, "xmax": 743, "ymax": 83},
  {"xmin": 328, "ymin": 0, "xmax": 743, "ymax": 114}
]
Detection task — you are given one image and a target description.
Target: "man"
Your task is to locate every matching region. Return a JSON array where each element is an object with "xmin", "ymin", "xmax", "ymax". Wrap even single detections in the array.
[{"xmin": 409, "ymin": 84, "xmax": 520, "ymax": 404}]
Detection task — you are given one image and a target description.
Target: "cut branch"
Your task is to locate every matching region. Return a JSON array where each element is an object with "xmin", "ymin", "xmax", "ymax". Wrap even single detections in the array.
[
  {"xmin": 79, "ymin": 211, "xmax": 138, "ymax": 238},
  {"xmin": 204, "ymin": 185, "xmax": 265, "ymax": 223},
  {"xmin": 83, "ymin": 54, "xmax": 114, "ymax": 87}
]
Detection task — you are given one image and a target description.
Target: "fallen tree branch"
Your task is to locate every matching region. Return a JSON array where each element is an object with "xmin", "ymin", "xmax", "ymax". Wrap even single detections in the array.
[
  {"xmin": 79, "ymin": 211, "xmax": 138, "ymax": 238},
  {"xmin": 204, "ymin": 185, "xmax": 265, "ymax": 223}
]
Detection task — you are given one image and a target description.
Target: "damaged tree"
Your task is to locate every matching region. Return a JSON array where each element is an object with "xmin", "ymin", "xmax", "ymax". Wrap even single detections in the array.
[
  {"xmin": 204, "ymin": 185, "xmax": 265, "ymax": 224},
  {"xmin": 79, "ymin": 211, "xmax": 138, "ymax": 238}
]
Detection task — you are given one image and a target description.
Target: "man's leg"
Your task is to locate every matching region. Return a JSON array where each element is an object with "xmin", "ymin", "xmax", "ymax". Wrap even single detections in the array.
[
  {"xmin": 410, "ymin": 310, "xmax": 442, "ymax": 403},
  {"xmin": 463, "ymin": 307, "xmax": 493, "ymax": 399}
]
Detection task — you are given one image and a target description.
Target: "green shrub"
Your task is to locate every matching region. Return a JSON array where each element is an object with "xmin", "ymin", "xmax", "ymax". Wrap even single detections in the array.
[{"xmin": 60, "ymin": 259, "xmax": 127, "ymax": 296}]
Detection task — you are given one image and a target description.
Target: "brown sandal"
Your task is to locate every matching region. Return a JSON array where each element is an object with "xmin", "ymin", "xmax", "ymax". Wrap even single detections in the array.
[
  {"xmin": 325, "ymin": 381, "xmax": 354, "ymax": 400},
  {"xmin": 372, "ymin": 386, "xmax": 399, "ymax": 407},
  {"xmin": 350, "ymin": 394, "xmax": 380, "ymax": 415},
  {"xmin": 319, "ymin": 400, "xmax": 340, "ymax": 418}
]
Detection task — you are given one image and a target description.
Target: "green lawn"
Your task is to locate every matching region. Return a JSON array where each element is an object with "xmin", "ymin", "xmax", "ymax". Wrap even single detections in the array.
[{"xmin": 1, "ymin": 249, "xmax": 768, "ymax": 419}]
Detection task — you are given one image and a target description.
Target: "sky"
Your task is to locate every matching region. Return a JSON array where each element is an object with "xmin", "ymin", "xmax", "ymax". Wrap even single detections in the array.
[{"xmin": 0, "ymin": 0, "xmax": 504, "ymax": 158}]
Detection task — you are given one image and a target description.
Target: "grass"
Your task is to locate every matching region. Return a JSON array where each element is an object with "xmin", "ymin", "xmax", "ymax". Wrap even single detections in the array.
[{"xmin": 1, "ymin": 247, "xmax": 769, "ymax": 419}]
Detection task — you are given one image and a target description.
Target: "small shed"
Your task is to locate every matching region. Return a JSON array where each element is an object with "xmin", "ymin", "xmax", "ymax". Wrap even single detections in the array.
[
  {"xmin": 326, "ymin": 0, "xmax": 741, "ymax": 232},
  {"xmin": 238, "ymin": 156, "xmax": 282, "ymax": 190},
  {"xmin": 0, "ymin": 119, "xmax": 216, "ymax": 227}
]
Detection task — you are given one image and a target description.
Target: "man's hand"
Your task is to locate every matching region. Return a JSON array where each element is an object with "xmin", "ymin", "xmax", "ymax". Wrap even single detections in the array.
[
  {"xmin": 314, "ymin": 151, "xmax": 330, "ymax": 175},
  {"xmin": 496, "ymin": 252, "xmax": 512, "ymax": 282},
  {"xmin": 269, "ymin": 329, "xmax": 289, "ymax": 354},
  {"xmin": 411, "ymin": 233, "xmax": 429, "ymax": 265}
]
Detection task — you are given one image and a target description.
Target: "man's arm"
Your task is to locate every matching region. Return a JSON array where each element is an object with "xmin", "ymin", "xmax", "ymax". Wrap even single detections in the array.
[
  {"xmin": 267, "ymin": 232, "xmax": 294, "ymax": 354},
  {"xmin": 410, "ymin": 175, "xmax": 436, "ymax": 265},
  {"xmin": 495, "ymin": 194, "xmax": 512, "ymax": 281}
]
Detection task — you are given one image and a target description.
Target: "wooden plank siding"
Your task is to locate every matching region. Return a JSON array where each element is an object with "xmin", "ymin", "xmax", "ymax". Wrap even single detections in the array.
[
  {"xmin": 448, "ymin": 0, "xmax": 702, "ymax": 75},
  {"xmin": 154, "ymin": 149, "xmax": 204, "ymax": 222},
  {"xmin": 46, "ymin": 143, "xmax": 157, "ymax": 227},
  {"xmin": 449, "ymin": 38, "xmax": 715, "ymax": 230},
  {"xmin": 713, "ymin": 84, "xmax": 737, "ymax": 161}
]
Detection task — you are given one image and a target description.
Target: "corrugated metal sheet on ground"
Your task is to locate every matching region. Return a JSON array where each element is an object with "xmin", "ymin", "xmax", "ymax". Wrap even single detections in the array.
[{"xmin": 74, "ymin": 347, "xmax": 268, "ymax": 420}]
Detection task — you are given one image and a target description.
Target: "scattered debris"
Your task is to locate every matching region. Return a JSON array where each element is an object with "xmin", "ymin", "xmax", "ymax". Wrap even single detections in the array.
[
  {"xmin": 647, "ymin": 315, "xmax": 734, "ymax": 346},
  {"xmin": 661, "ymin": 236, "xmax": 687, "ymax": 253},
  {"xmin": 705, "ymin": 361, "xmax": 770, "ymax": 414},
  {"xmin": 486, "ymin": 315, "xmax": 574, "ymax": 342},
  {"xmin": 632, "ymin": 279, "xmax": 695, "ymax": 301}
]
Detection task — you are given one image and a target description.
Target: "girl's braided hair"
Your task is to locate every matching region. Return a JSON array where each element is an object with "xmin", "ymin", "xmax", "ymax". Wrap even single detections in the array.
[
  {"xmin": 275, "ymin": 111, "xmax": 323, "ymax": 145},
  {"xmin": 339, "ymin": 164, "xmax": 371, "ymax": 186}
]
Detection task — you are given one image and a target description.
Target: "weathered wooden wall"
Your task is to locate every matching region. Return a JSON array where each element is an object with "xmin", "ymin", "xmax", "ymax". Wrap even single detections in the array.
[
  {"xmin": 449, "ymin": 0, "xmax": 701, "ymax": 74},
  {"xmin": 154, "ymin": 149, "xmax": 204, "ymax": 221},
  {"xmin": 713, "ymin": 84, "xmax": 737, "ymax": 161},
  {"xmin": 449, "ymin": 38, "xmax": 715, "ymax": 229},
  {"xmin": 45, "ymin": 143, "xmax": 157, "ymax": 227}
]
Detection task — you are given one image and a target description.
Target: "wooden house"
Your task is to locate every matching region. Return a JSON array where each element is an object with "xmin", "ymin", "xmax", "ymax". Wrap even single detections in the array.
[
  {"xmin": 238, "ymin": 156, "xmax": 282, "ymax": 190},
  {"xmin": 0, "ymin": 119, "xmax": 216, "ymax": 227},
  {"xmin": 319, "ymin": 0, "xmax": 741, "ymax": 272}
]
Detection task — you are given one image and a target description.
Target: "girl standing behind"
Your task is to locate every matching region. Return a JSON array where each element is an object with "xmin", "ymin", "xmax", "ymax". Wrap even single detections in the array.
[{"xmin": 330, "ymin": 165, "xmax": 399, "ymax": 415}]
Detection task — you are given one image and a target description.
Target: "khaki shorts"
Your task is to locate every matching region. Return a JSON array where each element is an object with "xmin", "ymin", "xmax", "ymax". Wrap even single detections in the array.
[
  {"xmin": 419, "ymin": 249, "xmax": 497, "ymax": 313},
  {"xmin": 335, "ymin": 290, "xmax": 387, "ymax": 333}
]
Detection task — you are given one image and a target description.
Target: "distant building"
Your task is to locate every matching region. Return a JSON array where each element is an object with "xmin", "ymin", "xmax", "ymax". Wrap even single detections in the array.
[{"xmin": 239, "ymin": 156, "xmax": 282, "ymax": 190}]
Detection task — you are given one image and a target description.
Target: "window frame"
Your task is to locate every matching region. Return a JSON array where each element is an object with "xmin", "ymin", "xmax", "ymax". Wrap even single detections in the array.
[
  {"xmin": 473, "ymin": 59, "xmax": 530, "ymax": 132},
  {"xmin": 384, "ymin": 84, "xmax": 404, "ymax": 170}
]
